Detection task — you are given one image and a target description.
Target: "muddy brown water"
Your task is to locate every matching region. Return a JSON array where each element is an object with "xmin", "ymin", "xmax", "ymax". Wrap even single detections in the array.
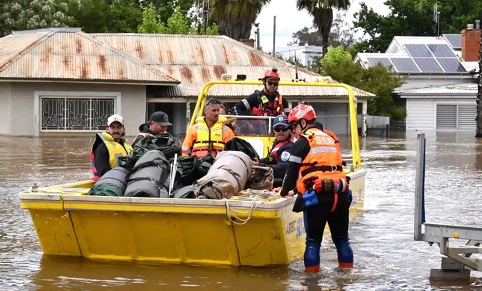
[{"xmin": 1, "ymin": 132, "xmax": 481, "ymax": 290}]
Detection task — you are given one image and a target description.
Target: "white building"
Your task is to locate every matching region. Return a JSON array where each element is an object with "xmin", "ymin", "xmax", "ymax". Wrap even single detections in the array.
[{"xmin": 356, "ymin": 28, "xmax": 480, "ymax": 131}]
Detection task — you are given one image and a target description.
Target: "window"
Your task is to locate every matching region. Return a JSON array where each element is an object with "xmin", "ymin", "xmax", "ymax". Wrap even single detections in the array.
[
  {"xmin": 40, "ymin": 96, "xmax": 116, "ymax": 131},
  {"xmin": 436, "ymin": 104, "xmax": 475, "ymax": 129}
]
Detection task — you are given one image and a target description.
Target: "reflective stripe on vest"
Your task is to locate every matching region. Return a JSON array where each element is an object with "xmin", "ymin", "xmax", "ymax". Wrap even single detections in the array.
[
  {"xmin": 296, "ymin": 128, "xmax": 345, "ymax": 194},
  {"xmin": 191, "ymin": 118, "xmax": 226, "ymax": 158}
]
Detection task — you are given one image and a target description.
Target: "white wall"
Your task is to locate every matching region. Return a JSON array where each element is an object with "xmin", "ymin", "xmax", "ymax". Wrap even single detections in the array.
[
  {"xmin": 406, "ymin": 99, "xmax": 435, "ymax": 130},
  {"xmin": 0, "ymin": 83, "xmax": 12, "ymax": 135},
  {"xmin": 9, "ymin": 82, "xmax": 146, "ymax": 137}
]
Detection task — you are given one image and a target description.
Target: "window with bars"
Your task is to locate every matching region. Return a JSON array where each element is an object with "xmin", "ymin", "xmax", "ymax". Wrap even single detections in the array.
[{"xmin": 41, "ymin": 97, "xmax": 115, "ymax": 131}]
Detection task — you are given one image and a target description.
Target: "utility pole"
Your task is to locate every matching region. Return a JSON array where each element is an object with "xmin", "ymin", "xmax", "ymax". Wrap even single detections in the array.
[
  {"xmin": 476, "ymin": 18, "xmax": 482, "ymax": 137},
  {"xmin": 254, "ymin": 23, "xmax": 260, "ymax": 50},
  {"xmin": 272, "ymin": 16, "xmax": 276, "ymax": 56}
]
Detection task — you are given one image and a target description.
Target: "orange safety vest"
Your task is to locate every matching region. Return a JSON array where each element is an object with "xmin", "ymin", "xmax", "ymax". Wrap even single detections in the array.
[
  {"xmin": 296, "ymin": 128, "xmax": 346, "ymax": 195},
  {"xmin": 251, "ymin": 92, "xmax": 284, "ymax": 116},
  {"xmin": 191, "ymin": 118, "xmax": 227, "ymax": 158}
]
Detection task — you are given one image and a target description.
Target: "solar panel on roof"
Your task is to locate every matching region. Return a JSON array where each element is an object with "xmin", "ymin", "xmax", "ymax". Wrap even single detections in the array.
[
  {"xmin": 437, "ymin": 58, "xmax": 466, "ymax": 72},
  {"xmin": 405, "ymin": 44, "xmax": 432, "ymax": 57},
  {"xmin": 413, "ymin": 57, "xmax": 444, "ymax": 72},
  {"xmin": 444, "ymin": 34, "xmax": 462, "ymax": 49},
  {"xmin": 366, "ymin": 57, "xmax": 392, "ymax": 67},
  {"xmin": 389, "ymin": 58, "xmax": 420, "ymax": 72},
  {"xmin": 427, "ymin": 44, "xmax": 456, "ymax": 57}
]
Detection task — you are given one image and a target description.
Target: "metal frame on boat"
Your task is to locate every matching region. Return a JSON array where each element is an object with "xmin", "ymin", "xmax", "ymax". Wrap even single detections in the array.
[{"xmin": 19, "ymin": 77, "xmax": 366, "ymax": 267}]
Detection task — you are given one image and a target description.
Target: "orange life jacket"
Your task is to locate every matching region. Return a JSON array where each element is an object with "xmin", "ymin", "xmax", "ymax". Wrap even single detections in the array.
[
  {"xmin": 251, "ymin": 91, "xmax": 284, "ymax": 116},
  {"xmin": 296, "ymin": 128, "xmax": 346, "ymax": 194}
]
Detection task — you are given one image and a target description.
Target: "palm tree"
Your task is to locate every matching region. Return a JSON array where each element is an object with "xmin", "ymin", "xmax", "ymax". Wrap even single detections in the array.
[
  {"xmin": 207, "ymin": 0, "xmax": 271, "ymax": 40},
  {"xmin": 296, "ymin": 0, "xmax": 350, "ymax": 55}
]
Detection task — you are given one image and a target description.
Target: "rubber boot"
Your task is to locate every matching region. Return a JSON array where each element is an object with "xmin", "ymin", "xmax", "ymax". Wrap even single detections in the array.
[
  {"xmin": 304, "ymin": 240, "xmax": 320, "ymax": 272},
  {"xmin": 334, "ymin": 237, "xmax": 353, "ymax": 268}
]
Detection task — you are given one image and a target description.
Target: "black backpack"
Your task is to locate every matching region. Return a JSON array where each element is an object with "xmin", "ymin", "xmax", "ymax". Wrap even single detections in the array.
[{"xmin": 223, "ymin": 137, "xmax": 260, "ymax": 161}]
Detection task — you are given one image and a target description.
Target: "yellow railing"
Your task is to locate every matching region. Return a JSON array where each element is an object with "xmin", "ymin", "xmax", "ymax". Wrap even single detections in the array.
[{"xmin": 189, "ymin": 79, "xmax": 362, "ymax": 171}]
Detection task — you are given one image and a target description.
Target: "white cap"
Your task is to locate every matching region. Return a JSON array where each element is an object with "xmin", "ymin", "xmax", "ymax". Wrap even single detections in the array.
[{"xmin": 107, "ymin": 114, "xmax": 124, "ymax": 126}]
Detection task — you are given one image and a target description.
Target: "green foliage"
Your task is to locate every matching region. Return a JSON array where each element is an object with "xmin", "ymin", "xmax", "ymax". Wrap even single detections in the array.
[
  {"xmin": 138, "ymin": 3, "xmax": 163, "ymax": 33},
  {"xmin": 160, "ymin": 6, "xmax": 195, "ymax": 34},
  {"xmin": 0, "ymin": 0, "xmax": 80, "ymax": 36},
  {"xmin": 354, "ymin": 0, "xmax": 482, "ymax": 52},
  {"xmin": 321, "ymin": 45, "xmax": 352, "ymax": 66},
  {"xmin": 321, "ymin": 46, "xmax": 407, "ymax": 119}
]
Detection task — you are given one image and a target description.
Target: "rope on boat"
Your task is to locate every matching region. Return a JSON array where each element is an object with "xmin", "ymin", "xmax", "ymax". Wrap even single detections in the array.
[
  {"xmin": 225, "ymin": 197, "xmax": 264, "ymax": 225},
  {"xmin": 225, "ymin": 189, "xmax": 281, "ymax": 225}
]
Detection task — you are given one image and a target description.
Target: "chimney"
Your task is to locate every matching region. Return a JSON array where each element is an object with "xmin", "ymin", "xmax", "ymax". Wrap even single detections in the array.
[
  {"xmin": 239, "ymin": 38, "xmax": 255, "ymax": 48},
  {"xmin": 461, "ymin": 23, "xmax": 481, "ymax": 62}
]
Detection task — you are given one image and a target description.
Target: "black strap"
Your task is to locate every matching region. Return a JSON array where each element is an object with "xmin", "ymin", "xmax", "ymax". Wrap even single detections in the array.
[{"xmin": 301, "ymin": 165, "xmax": 343, "ymax": 176}]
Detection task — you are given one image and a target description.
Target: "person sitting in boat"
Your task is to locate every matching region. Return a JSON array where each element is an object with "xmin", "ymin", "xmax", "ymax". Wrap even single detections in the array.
[
  {"xmin": 253, "ymin": 114, "xmax": 294, "ymax": 187},
  {"xmin": 182, "ymin": 98, "xmax": 235, "ymax": 158},
  {"xmin": 280, "ymin": 103, "xmax": 353, "ymax": 273},
  {"xmin": 132, "ymin": 111, "xmax": 172, "ymax": 146},
  {"xmin": 219, "ymin": 102, "xmax": 235, "ymax": 132},
  {"xmin": 232, "ymin": 67, "xmax": 289, "ymax": 134},
  {"xmin": 90, "ymin": 114, "xmax": 133, "ymax": 181}
]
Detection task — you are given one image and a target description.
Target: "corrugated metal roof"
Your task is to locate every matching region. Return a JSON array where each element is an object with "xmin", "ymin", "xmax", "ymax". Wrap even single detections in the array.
[
  {"xmin": 400, "ymin": 82, "xmax": 477, "ymax": 96},
  {"xmin": 0, "ymin": 30, "xmax": 179, "ymax": 84},
  {"xmin": 148, "ymin": 64, "xmax": 362, "ymax": 98},
  {"xmin": 92, "ymin": 33, "xmax": 374, "ymax": 98}
]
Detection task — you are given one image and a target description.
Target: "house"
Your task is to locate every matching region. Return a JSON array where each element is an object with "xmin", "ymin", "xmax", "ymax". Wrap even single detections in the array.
[
  {"xmin": 0, "ymin": 28, "xmax": 374, "ymax": 137},
  {"xmin": 276, "ymin": 44, "xmax": 323, "ymax": 68},
  {"xmin": 355, "ymin": 26, "xmax": 480, "ymax": 131}
]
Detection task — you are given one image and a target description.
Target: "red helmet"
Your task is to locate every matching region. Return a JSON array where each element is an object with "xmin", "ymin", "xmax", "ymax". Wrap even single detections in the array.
[
  {"xmin": 288, "ymin": 104, "xmax": 316, "ymax": 123},
  {"xmin": 263, "ymin": 67, "xmax": 280, "ymax": 80}
]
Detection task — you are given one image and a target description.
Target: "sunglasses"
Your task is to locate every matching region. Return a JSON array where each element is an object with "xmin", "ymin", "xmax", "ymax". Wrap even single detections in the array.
[
  {"xmin": 267, "ymin": 81, "xmax": 279, "ymax": 86},
  {"xmin": 206, "ymin": 99, "xmax": 222, "ymax": 106},
  {"xmin": 273, "ymin": 127, "xmax": 290, "ymax": 132}
]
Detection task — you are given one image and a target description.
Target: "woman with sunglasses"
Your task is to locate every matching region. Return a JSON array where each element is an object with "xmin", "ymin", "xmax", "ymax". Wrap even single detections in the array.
[
  {"xmin": 280, "ymin": 103, "xmax": 353, "ymax": 273},
  {"xmin": 232, "ymin": 67, "xmax": 290, "ymax": 117},
  {"xmin": 253, "ymin": 114, "xmax": 294, "ymax": 187}
]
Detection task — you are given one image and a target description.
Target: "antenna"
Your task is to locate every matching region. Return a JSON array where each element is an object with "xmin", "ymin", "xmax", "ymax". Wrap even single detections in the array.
[
  {"xmin": 294, "ymin": 50, "xmax": 298, "ymax": 80},
  {"xmin": 433, "ymin": 3, "xmax": 440, "ymax": 37}
]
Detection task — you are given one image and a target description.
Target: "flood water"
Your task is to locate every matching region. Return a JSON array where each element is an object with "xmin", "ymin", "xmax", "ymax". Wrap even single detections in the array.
[{"xmin": 1, "ymin": 132, "xmax": 482, "ymax": 290}]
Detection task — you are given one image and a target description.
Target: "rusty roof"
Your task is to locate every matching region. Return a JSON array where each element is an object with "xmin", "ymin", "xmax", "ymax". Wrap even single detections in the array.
[
  {"xmin": 92, "ymin": 33, "xmax": 374, "ymax": 98},
  {"xmin": 0, "ymin": 29, "xmax": 179, "ymax": 84}
]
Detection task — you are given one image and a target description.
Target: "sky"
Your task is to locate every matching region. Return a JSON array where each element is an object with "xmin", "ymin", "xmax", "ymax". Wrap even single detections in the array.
[{"xmin": 252, "ymin": 0, "xmax": 390, "ymax": 52}]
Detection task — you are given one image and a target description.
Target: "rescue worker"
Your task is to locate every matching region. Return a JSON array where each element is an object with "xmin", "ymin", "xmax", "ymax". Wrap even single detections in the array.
[
  {"xmin": 91, "ymin": 114, "xmax": 133, "ymax": 181},
  {"xmin": 182, "ymin": 98, "xmax": 235, "ymax": 158},
  {"xmin": 253, "ymin": 114, "xmax": 294, "ymax": 187},
  {"xmin": 232, "ymin": 67, "xmax": 290, "ymax": 117},
  {"xmin": 132, "ymin": 111, "xmax": 172, "ymax": 146},
  {"xmin": 280, "ymin": 103, "xmax": 353, "ymax": 272}
]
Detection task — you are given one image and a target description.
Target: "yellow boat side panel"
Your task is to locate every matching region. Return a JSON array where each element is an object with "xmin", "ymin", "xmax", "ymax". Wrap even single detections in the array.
[
  {"xmin": 70, "ymin": 211, "xmax": 240, "ymax": 266},
  {"xmin": 28, "ymin": 208, "xmax": 80, "ymax": 256}
]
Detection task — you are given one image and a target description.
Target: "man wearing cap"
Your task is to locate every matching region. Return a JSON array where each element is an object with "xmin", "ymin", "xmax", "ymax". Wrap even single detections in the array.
[
  {"xmin": 132, "ymin": 111, "xmax": 172, "ymax": 146},
  {"xmin": 182, "ymin": 98, "xmax": 235, "ymax": 158},
  {"xmin": 90, "ymin": 114, "xmax": 133, "ymax": 181},
  {"xmin": 253, "ymin": 114, "xmax": 294, "ymax": 187}
]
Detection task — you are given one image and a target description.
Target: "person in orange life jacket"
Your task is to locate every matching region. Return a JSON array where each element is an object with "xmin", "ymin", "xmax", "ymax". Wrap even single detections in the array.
[
  {"xmin": 280, "ymin": 103, "xmax": 353, "ymax": 272},
  {"xmin": 91, "ymin": 114, "xmax": 133, "ymax": 181},
  {"xmin": 182, "ymin": 98, "xmax": 235, "ymax": 158},
  {"xmin": 232, "ymin": 67, "xmax": 290, "ymax": 117},
  {"xmin": 253, "ymin": 114, "xmax": 294, "ymax": 187},
  {"xmin": 132, "ymin": 111, "xmax": 172, "ymax": 146}
]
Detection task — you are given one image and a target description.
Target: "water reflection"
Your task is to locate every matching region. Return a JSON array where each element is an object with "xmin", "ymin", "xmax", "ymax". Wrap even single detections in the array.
[{"xmin": 1, "ymin": 133, "xmax": 482, "ymax": 290}]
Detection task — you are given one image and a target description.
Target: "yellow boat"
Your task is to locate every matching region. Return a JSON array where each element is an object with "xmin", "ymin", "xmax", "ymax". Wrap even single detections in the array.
[{"xmin": 19, "ymin": 78, "xmax": 366, "ymax": 267}]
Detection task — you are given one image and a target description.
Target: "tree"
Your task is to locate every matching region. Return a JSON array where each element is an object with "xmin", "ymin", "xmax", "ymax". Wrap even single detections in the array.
[
  {"xmin": 138, "ymin": 4, "xmax": 219, "ymax": 35},
  {"xmin": 321, "ymin": 46, "xmax": 406, "ymax": 119},
  {"xmin": 208, "ymin": 0, "xmax": 271, "ymax": 40},
  {"xmin": 353, "ymin": 0, "xmax": 482, "ymax": 53},
  {"xmin": 329, "ymin": 12, "xmax": 359, "ymax": 48},
  {"xmin": 290, "ymin": 27, "xmax": 322, "ymax": 46},
  {"xmin": 296, "ymin": 0, "xmax": 350, "ymax": 55},
  {"xmin": 0, "ymin": 0, "xmax": 80, "ymax": 37}
]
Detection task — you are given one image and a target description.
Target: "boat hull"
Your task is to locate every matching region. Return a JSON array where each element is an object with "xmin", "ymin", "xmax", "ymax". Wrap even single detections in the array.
[{"xmin": 19, "ymin": 169, "xmax": 366, "ymax": 267}]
